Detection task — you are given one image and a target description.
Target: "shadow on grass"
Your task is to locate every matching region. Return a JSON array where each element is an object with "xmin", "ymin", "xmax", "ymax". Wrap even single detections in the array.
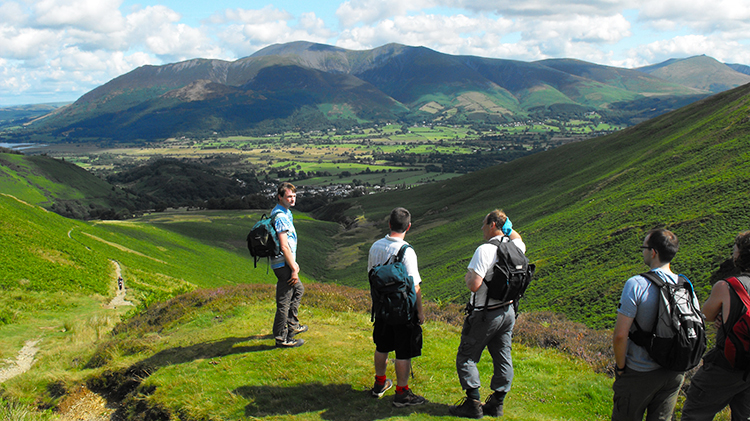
[
  {"xmin": 234, "ymin": 382, "xmax": 450, "ymax": 420},
  {"xmin": 89, "ymin": 334, "xmax": 276, "ymax": 402},
  {"xmin": 139, "ymin": 334, "xmax": 276, "ymax": 368}
]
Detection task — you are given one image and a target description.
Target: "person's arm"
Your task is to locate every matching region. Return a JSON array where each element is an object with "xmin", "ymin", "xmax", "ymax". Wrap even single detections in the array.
[
  {"xmin": 415, "ymin": 283, "xmax": 425, "ymax": 324},
  {"xmin": 702, "ymin": 280, "xmax": 731, "ymax": 323},
  {"xmin": 277, "ymin": 231, "xmax": 299, "ymax": 285},
  {"xmin": 613, "ymin": 313, "xmax": 634, "ymax": 375},
  {"xmin": 465, "ymin": 269, "xmax": 483, "ymax": 293}
]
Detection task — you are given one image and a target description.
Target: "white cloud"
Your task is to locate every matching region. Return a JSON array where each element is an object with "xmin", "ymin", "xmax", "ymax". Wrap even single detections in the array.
[
  {"xmin": 32, "ymin": 0, "xmax": 126, "ymax": 33},
  {"xmin": 0, "ymin": 1, "xmax": 28, "ymax": 25},
  {"xmin": 3, "ymin": 0, "xmax": 750, "ymax": 105},
  {"xmin": 0, "ymin": 26, "xmax": 59, "ymax": 60},
  {"xmin": 215, "ymin": 8, "xmax": 334, "ymax": 57},
  {"xmin": 628, "ymin": 34, "xmax": 750, "ymax": 64},
  {"xmin": 336, "ymin": 0, "xmax": 437, "ymax": 26}
]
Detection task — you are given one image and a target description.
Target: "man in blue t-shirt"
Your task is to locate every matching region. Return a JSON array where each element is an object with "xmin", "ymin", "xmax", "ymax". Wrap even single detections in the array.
[
  {"xmin": 612, "ymin": 229, "xmax": 686, "ymax": 421},
  {"xmin": 271, "ymin": 182, "xmax": 307, "ymax": 348}
]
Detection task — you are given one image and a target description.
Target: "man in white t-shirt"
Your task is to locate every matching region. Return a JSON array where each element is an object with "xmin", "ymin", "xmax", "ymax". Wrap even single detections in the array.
[
  {"xmin": 367, "ymin": 207, "xmax": 426, "ymax": 408},
  {"xmin": 450, "ymin": 209, "xmax": 526, "ymax": 418}
]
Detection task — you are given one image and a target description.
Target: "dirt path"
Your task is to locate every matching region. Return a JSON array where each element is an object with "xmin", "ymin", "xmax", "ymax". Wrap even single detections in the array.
[
  {"xmin": 0, "ymin": 339, "xmax": 40, "ymax": 383},
  {"xmin": 106, "ymin": 260, "xmax": 133, "ymax": 308}
]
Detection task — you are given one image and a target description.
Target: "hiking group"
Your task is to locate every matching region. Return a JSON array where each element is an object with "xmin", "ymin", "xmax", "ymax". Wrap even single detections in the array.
[{"xmin": 249, "ymin": 183, "xmax": 750, "ymax": 419}]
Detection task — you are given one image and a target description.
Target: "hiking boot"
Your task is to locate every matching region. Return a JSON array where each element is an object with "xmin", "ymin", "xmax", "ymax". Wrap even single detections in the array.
[
  {"xmin": 482, "ymin": 392, "xmax": 505, "ymax": 417},
  {"xmin": 275, "ymin": 338, "xmax": 305, "ymax": 348},
  {"xmin": 371, "ymin": 378, "xmax": 393, "ymax": 398},
  {"xmin": 449, "ymin": 397, "xmax": 483, "ymax": 419},
  {"xmin": 292, "ymin": 324, "xmax": 309, "ymax": 334},
  {"xmin": 392, "ymin": 389, "xmax": 426, "ymax": 407}
]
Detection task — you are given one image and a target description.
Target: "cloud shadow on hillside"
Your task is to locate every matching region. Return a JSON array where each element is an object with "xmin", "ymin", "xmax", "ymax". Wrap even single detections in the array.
[{"xmin": 233, "ymin": 383, "xmax": 450, "ymax": 420}]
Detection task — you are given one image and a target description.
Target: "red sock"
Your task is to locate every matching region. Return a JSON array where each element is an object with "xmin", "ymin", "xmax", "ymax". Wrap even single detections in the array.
[
  {"xmin": 396, "ymin": 385, "xmax": 409, "ymax": 394},
  {"xmin": 375, "ymin": 375, "xmax": 386, "ymax": 385}
]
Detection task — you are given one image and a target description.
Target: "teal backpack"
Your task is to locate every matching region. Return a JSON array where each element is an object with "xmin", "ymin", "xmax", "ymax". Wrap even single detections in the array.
[
  {"xmin": 369, "ymin": 244, "xmax": 417, "ymax": 325},
  {"xmin": 246, "ymin": 213, "xmax": 281, "ymax": 268}
]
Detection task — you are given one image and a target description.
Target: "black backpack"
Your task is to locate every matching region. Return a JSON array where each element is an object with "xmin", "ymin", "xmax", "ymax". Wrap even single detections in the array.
[
  {"xmin": 479, "ymin": 237, "xmax": 535, "ymax": 313},
  {"xmin": 369, "ymin": 244, "xmax": 417, "ymax": 325},
  {"xmin": 722, "ymin": 276, "xmax": 750, "ymax": 378},
  {"xmin": 629, "ymin": 271, "xmax": 706, "ymax": 372},
  {"xmin": 246, "ymin": 213, "xmax": 281, "ymax": 268}
]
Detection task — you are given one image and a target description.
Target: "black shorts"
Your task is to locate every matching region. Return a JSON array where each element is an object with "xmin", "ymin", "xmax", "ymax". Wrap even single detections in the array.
[{"xmin": 373, "ymin": 319, "xmax": 422, "ymax": 360}]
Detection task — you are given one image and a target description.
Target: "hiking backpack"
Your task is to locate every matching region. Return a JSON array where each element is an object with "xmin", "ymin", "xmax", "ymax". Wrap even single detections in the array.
[
  {"xmin": 368, "ymin": 244, "xmax": 417, "ymax": 325},
  {"xmin": 479, "ymin": 237, "xmax": 535, "ymax": 313},
  {"xmin": 246, "ymin": 212, "xmax": 281, "ymax": 268},
  {"xmin": 629, "ymin": 271, "xmax": 707, "ymax": 372},
  {"xmin": 722, "ymin": 276, "xmax": 750, "ymax": 377}
]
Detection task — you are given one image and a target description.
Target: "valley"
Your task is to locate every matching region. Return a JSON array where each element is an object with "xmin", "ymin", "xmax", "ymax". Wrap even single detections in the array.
[{"xmin": 18, "ymin": 119, "xmax": 620, "ymax": 192}]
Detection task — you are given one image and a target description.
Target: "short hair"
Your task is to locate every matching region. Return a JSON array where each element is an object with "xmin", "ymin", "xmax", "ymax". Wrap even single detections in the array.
[
  {"xmin": 486, "ymin": 209, "xmax": 508, "ymax": 229},
  {"xmin": 734, "ymin": 231, "xmax": 750, "ymax": 272},
  {"xmin": 277, "ymin": 182, "xmax": 296, "ymax": 200},
  {"xmin": 645, "ymin": 229, "xmax": 679, "ymax": 263},
  {"xmin": 389, "ymin": 207, "xmax": 411, "ymax": 233}
]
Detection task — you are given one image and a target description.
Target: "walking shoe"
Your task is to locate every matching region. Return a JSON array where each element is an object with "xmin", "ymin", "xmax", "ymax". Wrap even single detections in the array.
[
  {"xmin": 275, "ymin": 338, "xmax": 305, "ymax": 348},
  {"xmin": 482, "ymin": 392, "xmax": 505, "ymax": 417},
  {"xmin": 392, "ymin": 389, "xmax": 427, "ymax": 407},
  {"xmin": 292, "ymin": 324, "xmax": 309, "ymax": 334},
  {"xmin": 371, "ymin": 379, "xmax": 393, "ymax": 398},
  {"xmin": 449, "ymin": 397, "xmax": 483, "ymax": 419}
]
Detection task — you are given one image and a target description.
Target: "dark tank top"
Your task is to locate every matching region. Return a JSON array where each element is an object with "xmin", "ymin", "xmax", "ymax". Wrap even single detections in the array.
[{"xmin": 706, "ymin": 274, "xmax": 750, "ymax": 369}]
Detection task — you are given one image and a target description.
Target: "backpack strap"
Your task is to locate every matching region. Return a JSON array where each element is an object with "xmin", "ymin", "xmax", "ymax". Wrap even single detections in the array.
[
  {"xmin": 724, "ymin": 276, "xmax": 750, "ymax": 379},
  {"xmin": 726, "ymin": 276, "xmax": 750, "ymax": 309},
  {"xmin": 476, "ymin": 236, "xmax": 512, "ymax": 320},
  {"xmin": 394, "ymin": 244, "xmax": 411, "ymax": 264},
  {"xmin": 631, "ymin": 271, "xmax": 667, "ymax": 338}
]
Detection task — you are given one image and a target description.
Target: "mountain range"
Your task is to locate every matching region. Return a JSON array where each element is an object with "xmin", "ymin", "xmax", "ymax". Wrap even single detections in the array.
[{"xmin": 26, "ymin": 41, "xmax": 750, "ymax": 141}]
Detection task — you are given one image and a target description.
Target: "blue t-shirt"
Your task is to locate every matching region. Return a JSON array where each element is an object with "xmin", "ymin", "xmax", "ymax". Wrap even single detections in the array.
[
  {"xmin": 618, "ymin": 268, "xmax": 678, "ymax": 372},
  {"xmin": 270, "ymin": 204, "xmax": 296, "ymax": 269}
]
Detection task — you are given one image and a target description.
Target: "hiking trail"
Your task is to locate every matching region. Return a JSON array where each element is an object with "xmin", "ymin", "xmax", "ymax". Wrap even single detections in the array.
[
  {"xmin": 0, "ymin": 340, "xmax": 40, "ymax": 384},
  {"xmin": 106, "ymin": 260, "xmax": 133, "ymax": 308}
]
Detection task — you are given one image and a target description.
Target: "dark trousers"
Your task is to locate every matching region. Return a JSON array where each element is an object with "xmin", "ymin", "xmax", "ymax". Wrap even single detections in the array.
[{"xmin": 272, "ymin": 264, "xmax": 304, "ymax": 343}]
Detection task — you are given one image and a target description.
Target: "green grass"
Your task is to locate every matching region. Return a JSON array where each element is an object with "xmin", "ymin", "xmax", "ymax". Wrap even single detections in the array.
[{"xmin": 3, "ymin": 284, "xmax": 613, "ymax": 421}]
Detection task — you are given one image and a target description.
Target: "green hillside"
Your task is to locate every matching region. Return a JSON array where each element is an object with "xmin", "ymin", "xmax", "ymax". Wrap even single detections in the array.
[
  {"xmin": 0, "ymin": 193, "xmax": 616, "ymax": 420},
  {"xmin": 312, "ymin": 83, "xmax": 750, "ymax": 328},
  {"xmin": 0, "ymin": 153, "xmax": 145, "ymax": 219}
]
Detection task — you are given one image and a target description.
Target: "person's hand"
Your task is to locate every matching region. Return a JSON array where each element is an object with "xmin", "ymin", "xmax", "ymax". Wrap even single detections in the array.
[
  {"xmin": 288, "ymin": 264, "xmax": 300, "ymax": 285},
  {"xmin": 418, "ymin": 312, "xmax": 426, "ymax": 325}
]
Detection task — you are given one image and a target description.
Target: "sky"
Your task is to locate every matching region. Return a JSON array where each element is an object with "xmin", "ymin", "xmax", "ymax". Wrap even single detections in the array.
[{"xmin": 2, "ymin": 0, "xmax": 750, "ymax": 106}]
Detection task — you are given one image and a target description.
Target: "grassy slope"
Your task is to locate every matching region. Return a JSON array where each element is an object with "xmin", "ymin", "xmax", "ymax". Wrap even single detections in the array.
[
  {"xmin": 0, "ymin": 154, "xmax": 107, "ymax": 206},
  {"xmin": 315, "ymin": 83, "xmax": 750, "ymax": 328},
  {"xmin": 0, "ymin": 195, "xmax": 616, "ymax": 420},
  {"xmin": 6, "ymin": 284, "xmax": 613, "ymax": 421}
]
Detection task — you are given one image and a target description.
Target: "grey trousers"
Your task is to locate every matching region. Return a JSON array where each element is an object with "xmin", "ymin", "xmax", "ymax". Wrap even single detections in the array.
[
  {"xmin": 611, "ymin": 366, "xmax": 684, "ymax": 421},
  {"xmin": 272, "ymin": 265, "xmax": 304, "ymax": 343},
  {"xmin": 681, "ymin": 361, "xmax": 750, "ymax": 421},
  {"xmin": 456, "ymin": 304, "xmax": 515, "ymax": 393}
]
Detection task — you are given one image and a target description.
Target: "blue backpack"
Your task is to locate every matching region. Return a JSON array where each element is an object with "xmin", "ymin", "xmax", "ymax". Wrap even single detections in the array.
[{"xmin": 369, "ymin": 244, "xmax": 417, "ymax": 325}]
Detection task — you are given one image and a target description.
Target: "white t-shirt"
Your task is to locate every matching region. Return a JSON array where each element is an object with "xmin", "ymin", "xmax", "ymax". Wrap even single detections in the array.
[
  {"xmin": 368, "ymin": 235, "xmax": 422, "ymax": 287},
  {"xmin": 467, "ymin": 235, "xmax": 527, "ymax": 307}
]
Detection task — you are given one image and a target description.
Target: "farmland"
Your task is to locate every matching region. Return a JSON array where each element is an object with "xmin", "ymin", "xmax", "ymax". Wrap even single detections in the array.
[{"xmin": 25, "ymin": 119, "xmax": 622, "ymax": 190}]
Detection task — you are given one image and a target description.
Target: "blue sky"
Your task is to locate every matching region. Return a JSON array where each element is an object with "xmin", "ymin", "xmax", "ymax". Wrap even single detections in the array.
[{"xmin": 2, "ymin": 0, "xmax": 750, "ymax": 106}]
